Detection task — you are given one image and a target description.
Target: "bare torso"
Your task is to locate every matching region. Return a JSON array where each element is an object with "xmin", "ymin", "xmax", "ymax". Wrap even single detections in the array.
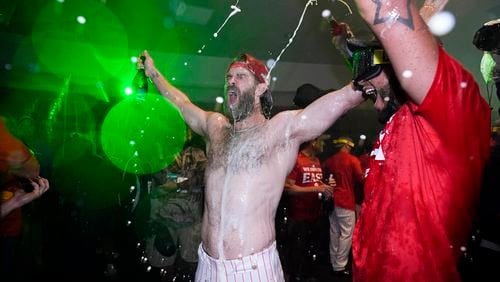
[{"xmin": 201, "ymin": 114, "xmax": 300, "ymax": 259}]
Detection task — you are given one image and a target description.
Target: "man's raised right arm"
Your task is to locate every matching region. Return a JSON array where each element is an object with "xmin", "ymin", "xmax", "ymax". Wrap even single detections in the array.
[
  {"xmin": 139, "ymin": 50, "xmax": 210, "ymax": 136},
  {"xmin": 354, "ymin": 0, "xmax": 439, "ymax": 105}
]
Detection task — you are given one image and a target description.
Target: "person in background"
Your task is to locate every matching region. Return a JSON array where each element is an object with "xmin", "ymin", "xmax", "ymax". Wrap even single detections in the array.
[
  {"xmin": 467, "ymin": 121, "xmax": 500, "ymax": 280},
  {"xmin": 284, "ymin": 135, "xmax": 333, "ymax": 281},
  {"xmin": 0, "ymin": 116, "xmax": 50, "ymax": 280},
  {"xmin": 353, "ymin": 138, "xmax": 372, "ymax": 219},
  {"xmin": 332, "ymin": 0, "xmax": 491, "ymax": 280},
  {"xmin": 322, "ymin": 136, "xmax": 364, "ymax": 277},
  {"xmin": 145, "ymin": 128, "xmax": 207, "ymax": 280}
]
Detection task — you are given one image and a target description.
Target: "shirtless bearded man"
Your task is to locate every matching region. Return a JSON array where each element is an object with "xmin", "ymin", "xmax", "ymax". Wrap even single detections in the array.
[{"xmin": 138, "ymin": 52, "xmax": 363, "ymax": 281}]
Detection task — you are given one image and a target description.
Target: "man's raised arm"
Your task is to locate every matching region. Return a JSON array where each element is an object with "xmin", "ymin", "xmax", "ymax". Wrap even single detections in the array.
[
  {"xmin": 287, "ymin": 83, "xmax": 363, "ymax": 145},
  {"xmin": 354, "ymin": 0, "xmax": 443, "ymax": 104},
  {"xmin": 138, "ymin": 50, "xmax": 211, "ymax": 136}
]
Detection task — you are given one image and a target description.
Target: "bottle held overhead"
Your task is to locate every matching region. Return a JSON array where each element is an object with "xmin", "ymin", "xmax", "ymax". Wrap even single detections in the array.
[{"xmin": 133, "ymin": 56, "xmax": 148, "ymax": 100}]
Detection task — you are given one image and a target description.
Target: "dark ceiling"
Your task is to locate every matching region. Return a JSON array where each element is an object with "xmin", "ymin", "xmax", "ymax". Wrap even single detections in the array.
[
  {"xmin": 1, "ymin": 0, "xmax": 499, "ymax": 140},
  {"xmin": 1, "ymin": 0, "xmax": 499, "ymax": 85}
]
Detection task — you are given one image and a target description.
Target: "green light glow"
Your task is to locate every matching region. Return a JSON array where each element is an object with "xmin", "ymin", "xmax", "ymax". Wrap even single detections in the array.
[
  {"xmin": 101, "ymin": 94, "xmax": 186, "ymax": 175},
  {"xmin": 124, "ymin": 87, "xmax": 133, "ymax": 95},
  {"xmin": 31, "ymin": 0, "xmax": 129, "ymax": 86}
]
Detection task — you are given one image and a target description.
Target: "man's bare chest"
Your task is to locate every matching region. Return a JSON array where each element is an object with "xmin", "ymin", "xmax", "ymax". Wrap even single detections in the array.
[{"xmin": 207, "ymin": 130, "xmax": 272, "ymax": 171}]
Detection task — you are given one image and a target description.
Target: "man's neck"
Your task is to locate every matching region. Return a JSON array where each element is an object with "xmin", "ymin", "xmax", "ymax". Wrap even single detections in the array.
[{"xmin": 233, "ymin": 112, "xmax": 267, "ymax": 132}]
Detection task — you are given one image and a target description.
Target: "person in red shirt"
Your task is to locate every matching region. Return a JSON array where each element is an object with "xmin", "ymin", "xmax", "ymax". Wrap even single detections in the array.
[
  {"xmin": 284, "ymin": 135, "xmax": 333, "ymax": 281},
  {"xmin": 354, "ymin": 138, "xmax": 373, "ymax": 218},
  {"xmin": 0, "ymin": 116, "xmax": 50, "ymax": 279},
  {"xmin": 322, "ymin": 137, "xmax": 364, "ymax": 277},
  {"xmin": 332, "ymin": 0, "xmax": 491, "ymax": 281}
]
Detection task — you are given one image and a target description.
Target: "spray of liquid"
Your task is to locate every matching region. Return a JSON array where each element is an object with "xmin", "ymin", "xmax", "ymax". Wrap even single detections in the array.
[
  {"xmin": 198, "ymin": 0, "xmax": 241, "ymax": 54},
  {"xmin": 266, "ymin": 0, "xmax": 318, "ymax": 81},
  {"xmin": 337, "ymin": 0, "xmax": 353, "ymax": 15},
  {"xmin": 216, "ymin": 123, "xmax": 271, "ymax": 258}
]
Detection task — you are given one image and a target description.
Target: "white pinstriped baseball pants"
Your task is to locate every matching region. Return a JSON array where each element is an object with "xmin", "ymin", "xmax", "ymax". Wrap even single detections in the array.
[{"xmin": 195, "ymin": 242, "xmax": 285, "ymax": 282}]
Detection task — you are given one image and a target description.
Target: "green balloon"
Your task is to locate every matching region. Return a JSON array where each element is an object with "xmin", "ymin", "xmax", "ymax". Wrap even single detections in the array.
[{"xmin": 101, "ymin": 94, "xmax": 186, "ymax": 175}]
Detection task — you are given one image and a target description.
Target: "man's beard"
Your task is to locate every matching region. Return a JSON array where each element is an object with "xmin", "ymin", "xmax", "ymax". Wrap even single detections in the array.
[
  {"xmin": 376, "ymin": 85, "xmax": 403, "ymax": 124},
  {"xmin": 378, "ymin": 80, "xmax": 408, "ymax": 124},
  {"xmin": 226, "ymin": 86, "xmax": 256, "ymax": 122}
]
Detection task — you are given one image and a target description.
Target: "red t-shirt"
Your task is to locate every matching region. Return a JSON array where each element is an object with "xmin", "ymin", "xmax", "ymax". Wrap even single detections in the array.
[
  {"xmin": 286, "ymin": 152, "xmax": 324, "ymax": 221},
  {"xmin": 352, "ymin": 47, "xmax": 491, "ymax": 281},
  {"xmin": 1, "ymin": 119, "xmax": 39, "ymax": 236},
  {"xmin": 322, "ymin": 150, "xmax": 364, "ymax": 210}
]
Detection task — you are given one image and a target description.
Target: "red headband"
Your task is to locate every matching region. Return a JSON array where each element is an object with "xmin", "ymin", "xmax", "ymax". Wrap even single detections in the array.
[{"xmin": 228, "ymin": 54, "xmax": 269, "ymax": 83}]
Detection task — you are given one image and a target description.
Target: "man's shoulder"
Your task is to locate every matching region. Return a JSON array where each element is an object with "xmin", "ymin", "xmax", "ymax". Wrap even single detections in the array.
[
  {"xmin": 268, "ymin": 110, "xmax": 298, "ymax": 123},
  {"xmin": 435, "ymin": 46, "xmax": 476, "ymax": 87},
  {"xmin": 206, "ymin": 111, "xmax": 229, "ymax": 124},
  {"xmin": 205, "ymin": 113, "xmax": 230, "ymax": 134}
]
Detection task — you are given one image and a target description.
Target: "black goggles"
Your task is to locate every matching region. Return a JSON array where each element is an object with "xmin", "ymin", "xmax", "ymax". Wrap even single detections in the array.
[{"xmin": 351, "ymin": 47, "xmax": 390, "ymax": 84}]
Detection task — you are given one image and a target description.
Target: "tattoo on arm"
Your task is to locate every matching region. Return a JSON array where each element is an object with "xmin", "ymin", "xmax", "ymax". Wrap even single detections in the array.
[
  {"xmin": 372, "ymin": 0, "xmax": 414, "ymax": 30},
  {"xmin": 150, "ymin": 70, "xmax": 159, "ymax": 79}
]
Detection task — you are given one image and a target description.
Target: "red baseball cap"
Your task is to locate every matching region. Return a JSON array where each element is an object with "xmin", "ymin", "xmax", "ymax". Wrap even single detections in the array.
[{"xmin": 228, "ymin": 54, "xmax": 269, "ymax": 84}]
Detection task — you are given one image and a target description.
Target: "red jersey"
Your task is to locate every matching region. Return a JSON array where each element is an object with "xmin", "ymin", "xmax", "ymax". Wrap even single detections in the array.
[
  {"xmin": 322, "ymin": 150, "xmax": 364, "ymax": 210},
  {"xmin": 352, "ymin": 47, "xmax": 491, "ymax": 281},
  {"xmin": 286, "ymin": 151, "xmax": 324, "ymax": 221},
  {"xmin": 1, "ymin": 119, "xmax": 39, "ymax": 236}
]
